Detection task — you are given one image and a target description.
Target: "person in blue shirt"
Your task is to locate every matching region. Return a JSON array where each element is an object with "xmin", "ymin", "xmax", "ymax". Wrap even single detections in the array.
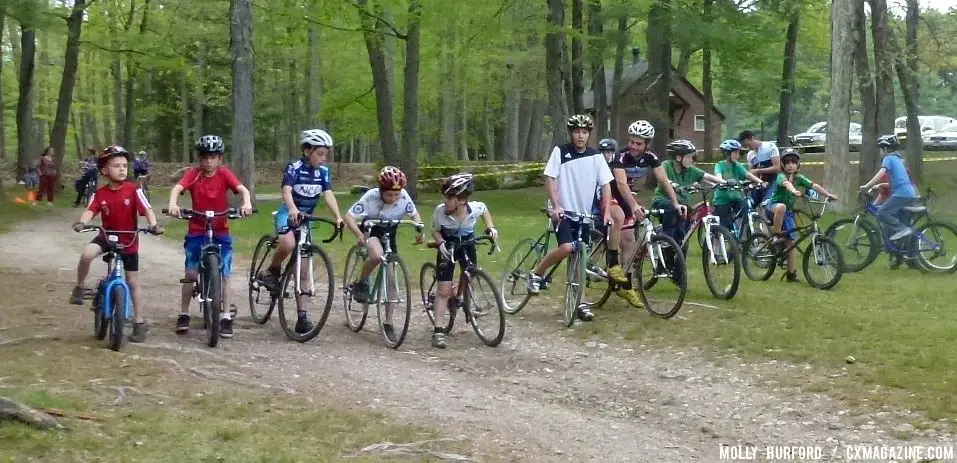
[
  {"xmin": 739, "ymin": 130, "xmax": 781, "ymax": 205},
  {"xmin": 261, "ymin": 129, "xmax": 345, "ymax": 333},
  {"xmin": 859, "ymin": 135, "xmax": 919, "ymax": 267}
]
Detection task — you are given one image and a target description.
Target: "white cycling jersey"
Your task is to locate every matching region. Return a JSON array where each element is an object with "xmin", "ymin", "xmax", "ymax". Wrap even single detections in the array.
[
  {"xmin": 432, "ymin": 201, "xmax": 488, "ymax": 238},
  {"xmin": 348, "ymin": 187, "xmax": 417, "ymax": 222}
]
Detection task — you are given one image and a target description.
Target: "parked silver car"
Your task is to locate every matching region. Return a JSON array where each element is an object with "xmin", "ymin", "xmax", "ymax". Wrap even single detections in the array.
[{"xmin": 790, "ymin": 122, "xmax": 862, "ymax": 152}]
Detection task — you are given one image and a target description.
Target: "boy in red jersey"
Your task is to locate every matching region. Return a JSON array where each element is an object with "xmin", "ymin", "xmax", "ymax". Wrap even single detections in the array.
[
  {"xmin": 166, "ymin": 135, "xmax": 253, "ymax": 338},
  {"xmin": 69, "ymin": 145, "xmax": 162, "ymax": 343}
]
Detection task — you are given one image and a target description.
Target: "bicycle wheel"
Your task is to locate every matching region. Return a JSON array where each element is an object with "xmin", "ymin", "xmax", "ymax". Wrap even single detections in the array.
[
  {"xmin": 824, "ymin": 217, "xmax": 880, "ymax": 272},
  {"xmin": 634, "ymin": 234, "xmax": 686, "ymax": 319},
  {"xmin": 499, "ymin": 237, "xmax": 543, "ymax": 315},
  {"xmin": 342, "ymin": 245, "xmax": 369, "ymax": 332},
  {"xmin": 93, "ymin": 283, "xmax": 108, "ymax": 340},
  {"xmin": 743, "ymin": 233, "xmax": 777, "ymax": 281},
  {"xmin": 581, "ymin": 231, "xmax": 613, "ymax": 309},
  {"xmin": 701, "ymin": 225, "xmax": 741, "ymax": 300},
  {"xmin": 108, "ymin": 285, "xmax": 125, "ymax": 351},
  {"xmin": 464, "ymin": 269, "xmax": 507, "ymax": 346},
  {"xmin": 278, "ymin": 245, "xmax": 335, "ymax": 343},
  {"xmin": 563, "ymin": 251, "xmax": 584, "ymax": 327},
  {"xmin": 201, "ymin": 253, "xmax": 222, "ymax": 348},
  {"xmin": 248, "ymin": 235, "xmax": 277, "ymax": 324},
  {"xmin": 802, "ymin": 235, "xmax": 844, "ymax": 290},
  {"xmin": 420, "ymin": 262, "xmax": 455, "ymax": 334},
  {"xmin": 914, "ymin": 221, "xmax": 957, "ymax": 274},
  {"xmin": 378, "ymin": 255, "xmax": 412, "ymax": 349}
]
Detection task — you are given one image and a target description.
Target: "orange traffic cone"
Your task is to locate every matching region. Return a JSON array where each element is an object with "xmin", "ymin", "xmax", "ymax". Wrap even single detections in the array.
[{"xmin": 27, "ymin": 191, "xmax": 36, "ymax": 202}]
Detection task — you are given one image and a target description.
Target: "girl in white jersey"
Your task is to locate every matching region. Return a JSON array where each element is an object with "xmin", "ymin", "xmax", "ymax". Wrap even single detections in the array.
[
  {"xmin": 343, "ymin": 166, "xmax": 425, "ymax": 339},
  {"xmin": 430, "ymin": 173, "xmax": 499, "ymax": 349}
]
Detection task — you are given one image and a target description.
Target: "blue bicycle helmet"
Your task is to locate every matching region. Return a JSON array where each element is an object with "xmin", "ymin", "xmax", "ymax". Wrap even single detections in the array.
[{"xmin": 719, "ymin": 139, "xmax": 742, "ymax": 153}]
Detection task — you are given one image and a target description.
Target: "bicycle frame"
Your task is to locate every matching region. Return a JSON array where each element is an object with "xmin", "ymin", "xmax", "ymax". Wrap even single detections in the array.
[
  {"xmin": 360, "ymin": 219, "xmax": 420, "ymax": 305},
  {"xmin": 773, "ymin": 199, "xmax": 831, "ymax": 259},
  {"xmin": 81, "ymin": 228, "xmax": 140, "ymax": 321},
  {"xmin": 269, "ymin": 212, "xmax": 341, "ymax": 298},
  {"xmin": 431, "ymin": 236, "xmax": 497, "ymax": 315},
  {"xmin": 535, "ymin": 209, "xmax": 596, "ymax": 286}
]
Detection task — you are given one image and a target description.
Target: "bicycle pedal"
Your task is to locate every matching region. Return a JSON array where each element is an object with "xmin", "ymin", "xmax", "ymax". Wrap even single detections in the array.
[{"xmin": 179, "ymin": 278, "xmax": 195, "ymax": 284}]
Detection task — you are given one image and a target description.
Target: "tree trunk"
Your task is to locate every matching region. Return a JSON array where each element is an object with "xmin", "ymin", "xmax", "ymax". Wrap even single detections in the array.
[
  {"xmin": 287, "ymin": 58, "xmax": 299, "ymax": 155},
  {"xmin": 123, "ymin": 63, "xmax": 135, "ymax": 148},
  {"xmin": 587, "ymin": 0, "xmax": 608, "ymax": 139},
  {"xmin": 645, "ymin": 0, "xmax": 673, "ymax": 155},
  {"xmin": 571, "ymin": 0, "xmax": 584, "ymax": 115},
  {"xmin": 483, "ymin": 87, "xmax": 495, "ymax": 160},
  {"xmin": 50, "ymin": 0, "xmax": 88, "ymax": 186},
  {"xmin": 358, "ymin": 0, "xmax": 400, "ymax": 167},
  {"xmin": 111, "ymin": 60, "xmax": 123, "ymax": 144},
  {"xmin": 230, "ymin": 0, "xmax": 257, "ymax": 198},
  {"xmin": 181, "ymin": 71, "xmax": 190, "ymax": 163},
  {"xmin": 869, "ymin": 0, "xmax": 895, "ymax": 134},
  {"xmin": 35, "ymin": 33, "xmax": 48, "ymax": 151},
  {"xmin": 439, "ymin": 27, "xmax": 456, "ymax": 156},
  {"xmin": 545, "ymin": 0, "xmax": 568, "ymax": 146},
  {"xmin": 503, "ymin": 63, "xmax": 520, "ymax": 161},
  {"xmin": 675, "ymin": 42, "xmax": 693, "ymax": 77},
  {"xmin": 84, "ymin": 72, "xmax": 101, "ymax": 148},
  {"xmin": 193, "ymin": 41, "xmax": 205, "ymax": 148},
  {"xmin": 610, "ymin": 16, "xmax": 627, "ymax": 140},
  {"xmin": 776, "ymin": 7, "xmax": 799, "ymax": 147},
  {"xmin": 460, "ymin": 87, "xmax": 469, "ymax": 161},
  {"xmin": 16, "ymin": 26, "xmax": 37, "ymax": 177},
  {"xmin": 71, "ymin": 110, "xmax": 82, "ymax": 157},
  {"xmin": 402, "ymin": 0, "xmax": 421, "ymax": 197},
  {"xmin": 898, "ymin": 0, "xmax": 922, "ymax": 183},
  {"xmin": 0, "ymin": 11, "xmax": 6, "ymax": 161},
  {"xmin": 517, "ymin": 97, "xmax": 533, "ymax": 157},
  {"xmin": 825, "ymin": 0, "xmax": 856, "ymax": 212},
  {"xmin": 526, "ymin": 100, "xmax": 546, "ymax": 160},
  {"xmin": 854, "ymin": 0, "xmax": 879, "ymax": 180},
  {"xmin": 306, "ymin": 26, "xmax": 323, "ymax": 128},
  {"xmin": 101, "ymin": 67, "xmax": 113, "ymax": 143},
  {"xmin": 702, "ymin": 0, "xmax": 715, "ymax": 160}
]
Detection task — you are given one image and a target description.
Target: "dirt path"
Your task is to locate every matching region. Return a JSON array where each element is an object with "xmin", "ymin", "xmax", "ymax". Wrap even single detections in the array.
[{"xmin": 2, "ymin": 213, "xmax": 952, "ymax": 462}]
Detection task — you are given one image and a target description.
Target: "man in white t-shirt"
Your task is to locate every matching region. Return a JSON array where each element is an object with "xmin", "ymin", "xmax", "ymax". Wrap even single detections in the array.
[
  {"xmin": 739, "ymin": 130, "xmax": 781, "ymax": 205},
  {"xmin": 526, "ymin": 114, "xmax": 613, "ymax": 322}
]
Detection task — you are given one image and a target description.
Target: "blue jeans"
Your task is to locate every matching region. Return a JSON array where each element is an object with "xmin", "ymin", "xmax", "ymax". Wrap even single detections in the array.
[
  {"xmin": 876, "ymin": 196, "xmax": 917, "ymax": 242},
  {"xmin": 184, "ymin": 235, "xmax": 234, "ymax": 277},
  {"xmin": 651, "ymin": 198, "xmax": 689, "ymax": 245}
]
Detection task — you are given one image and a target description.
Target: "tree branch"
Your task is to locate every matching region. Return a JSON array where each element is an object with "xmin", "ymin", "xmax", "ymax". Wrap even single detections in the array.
[
  {"xmin": 351, "ymin": 1, "xmax": 408, "ymax": 40},
  {"xmin": 301, "ymin": 15, "xmax": 405, "ymax": 39},
  {"xmin": 325, "ymin": 85, "xmax": 376, "ymax": 113},
  {"xmin": 80, "ymin": 40, "xmax": 150, "ymax": 56}
]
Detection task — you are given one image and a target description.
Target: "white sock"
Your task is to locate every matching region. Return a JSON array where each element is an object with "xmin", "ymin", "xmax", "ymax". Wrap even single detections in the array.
[
  {"xmin": 180, "ymin": 312, "xmax": 189, "ymax": 317},
  {"xmin": 220, "ymin": 312, "xmax": 231, "ymax": 321}
]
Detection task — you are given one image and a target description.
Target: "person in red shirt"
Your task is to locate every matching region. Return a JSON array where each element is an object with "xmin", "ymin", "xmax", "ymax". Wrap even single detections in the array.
[
  {"xmin": 166, "ymin": 135, "xmax": 253, "ymax": 338},
  {"xmin": 69, "ymin": 145, "xmax": 162, "ymax": 343}
]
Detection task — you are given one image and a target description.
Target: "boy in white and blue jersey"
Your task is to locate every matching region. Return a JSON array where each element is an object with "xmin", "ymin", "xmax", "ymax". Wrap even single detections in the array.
[
  {"xmin": 262, "ymin": 129, "xmax": 344, "ymax": 334},
  {"xmin": 429, "ymin": 173, "xmax": 498, "ymax": 349},
  {"xmin": 739, "ymin": 130, "xmax": 781, "ymax": 205}
]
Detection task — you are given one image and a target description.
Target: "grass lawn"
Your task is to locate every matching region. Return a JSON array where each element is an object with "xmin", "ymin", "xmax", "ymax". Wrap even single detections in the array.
[{"xmin": 159, "ymin": 162, "xmax": 957, "ymax": 424}]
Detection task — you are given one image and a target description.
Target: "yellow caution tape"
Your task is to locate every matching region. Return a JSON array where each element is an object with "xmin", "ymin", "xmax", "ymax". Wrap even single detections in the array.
[{"xmin": 418, "ymin": 166, "xmax": 543, "ymax": 183}]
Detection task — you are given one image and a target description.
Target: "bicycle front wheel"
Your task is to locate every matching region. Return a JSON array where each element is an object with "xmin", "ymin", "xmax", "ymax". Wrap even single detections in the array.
[
  {"xmin": 635, "ymin": 234, "xmax": 686, "ymax": 319},
  {"xmin": 378, "ymin": 255, "xmax": 412, "ymax": 349},
  {"xmin": 499, "ymin": 238, "xmax": 543, "ymax": 315},
  {"xmin": 94, "ymin": 283, "xmax": 108, "ymax": 340},
  {"xmin": 108, "ymin": 285, "xmax": 126, "ymax": 351},
  {"xmin": 201, "ymin": 253, "xmax": 222, "ymax": 348},
  {"xmin": 278, "ymin": 245, "xmax": 335, "ymax": 343},
  {"xmin": 563, "ymin": 251, "xmax": 584, "ymax": 327},
  {"xmin": 825, "ymin": 217, "xmax": 879, "ymax": 272},
  {"xmin": 802, "ymin": 235, "xmax": 844, "ymax": 290},
  {"xmin": 914, "ymin": 221, "xmax": 957, "ymax": 274},
  {"xmin": 465, "ymin": 269, "xmax": 506, "ymax": 346},
  {"xmin": 581, "ymin": 231, "xmax": 613, "ymax": 310},
  {"xmin": 420, "ymin": 262, "xmax": 455, "ymax": 334},
  {"xmin": 248, "ymin": 235, "xmax": 277, "ymax": 324},
  {"xmin": 701, "ymin": 225, "xmax": 741, "ymax": 300},
  {"xmin": 743, "ymin": 233, "xmax": 777, "ymax": 281},
  {"xmin": 342, "ymin": 245, "xmax": 369, "ymax": 332}
]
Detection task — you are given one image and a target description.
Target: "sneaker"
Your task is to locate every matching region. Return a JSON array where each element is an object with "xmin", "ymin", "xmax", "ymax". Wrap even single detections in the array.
[
  {"xmin": 175, "ymin": 315, "xmax": 190, "ymax": 334},
  {"xmin": 889, "ymin": 254, "xmax": 903, "ymax": 270},
  {"xmin": 259, "ymin": 267, "xmax": 281, "ymax": 291},
  {"xmin": 890, "ymin": 228, "xmax": 914, "ymax": 241},
  {"xmin": 606, "ymin": 265, "xmax": 629, "ymax": 284},
  {"xmin": 431, "ymin": 332, "xmax": 447, "ymax": 349},
  {"xmin": 220, "ymin": 318, "xmax": 234, "ymax": 338},
  {"xmin": 383, "ymin": 323, "xmax": 396, "ymax": 341},
  {"xmin": 295, "ymin": 318, "xmax": 314, "ymax": 334},
  {"xmin": 129, "ymin": 322, "xmax": 149, "ymax": 343},
  {"xmin": 577, "ymin": 307, "xmax": 595, "ymax": 322},
  {"xmin": 615, "ymin": 288, "xmax": 644, "ymax": 308},
  {"xmin": 526, "ymin": 273, "xmax": 543, "ymax": 295},
  {"xmin": 350, "ymin": 280, "xmax": 370, "ymax": 303},
  {"xmin": 783, "ymin": 270, "xmax": 799, "ymax": 283},
  {"xmin": 69, "ymin": 286, "xmax": 85, "ymax": 305}
]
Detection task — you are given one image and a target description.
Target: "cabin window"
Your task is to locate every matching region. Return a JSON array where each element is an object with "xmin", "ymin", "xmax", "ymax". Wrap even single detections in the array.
[{"xmin": 694, "ymin": 115, "xmax": 705, "ymax": 132}]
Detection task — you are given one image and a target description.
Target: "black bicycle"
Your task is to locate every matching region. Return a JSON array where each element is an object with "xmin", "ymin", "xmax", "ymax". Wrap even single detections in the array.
[{"xmin": 164, "ymin": 207, "xmax": 256, "ymax": 347}]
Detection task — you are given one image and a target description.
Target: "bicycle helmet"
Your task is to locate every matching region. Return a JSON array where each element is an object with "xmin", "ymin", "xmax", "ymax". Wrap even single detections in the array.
[
  {"xmin": 567, "ymin": 114, "xmax": 594, "ymax": 131},
  {"xmin": 719, "ymin": 139, "xmax": 742, "ymax": 153},
  {"xmin": 781, "ymin": 148, "xmax": 801, "ymax": 163},
  {"xmin": 98, "ymin": 144, "xmax": 132, "ymax": 169},
  {"xmin": 136, "ymin": 150, "xmax": 147, "ymax": 159},
  {"xmin": 378, "ymin": 166, "xmax": 407, "ymax": 191},
  {"xmin": 301, "ymin": 129, "xmax": 334, "ymax": 148},
  {"xmin": 877, "ymin": 134, "xmax": 899, "ymax": 148},
  {"xmin": 598, "ymin": 138, "xmax": 618, "ymax": 152},
  {"xmin": 627, "ymin": 120, "xmax": 655, "ymax": 140},
  {"xmin": 665, "ymin": 139, "xmax": 697, "ymax": 157},
  {"xmin": 196, "ymin": 135, "xmax": 225, "ymax": 154},
  {"xmin": 441, "ymin": 173, "xmax": 474, "ymax": 197}
]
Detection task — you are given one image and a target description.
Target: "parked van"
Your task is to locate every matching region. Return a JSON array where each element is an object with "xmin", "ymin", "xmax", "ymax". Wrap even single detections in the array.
[{"xmin": 894, "ymin": 115, "xmax": 957, "ymax": 139}]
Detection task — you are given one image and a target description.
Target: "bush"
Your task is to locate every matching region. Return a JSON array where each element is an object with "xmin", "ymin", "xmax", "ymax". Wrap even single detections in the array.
[
  {"xmin": 473, "ymin": 167, "xmax": 502, "ymax": 191},
  {"xmin": 521, "ymin": 167, "xmax": 544, "ymax": 188}
]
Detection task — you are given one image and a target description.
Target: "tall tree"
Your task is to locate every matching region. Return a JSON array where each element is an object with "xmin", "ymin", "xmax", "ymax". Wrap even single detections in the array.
[
  {"xmin": 897, "ymin": 0, "xmax": 922, "ymax": 183},
  {"xmin": 587, "ymin": 0, "xmax": 608, "ymax": 139},
  {"xmin": 776, "ymin": 4, "xmax": 800, "ymax": 147},
  {"xmin": 357, "ymin": 0, "xmax": 400, "ymax": 166},
  {"xmin": 702, "ymin": 0, "xmax": 714, "ymax": 160},
  {"xmin": 306, "ymin": 26, "xmax": 323, "ymax": 128},
  {"xmin": 230, "ymin": 0, "xmax": 256, "ymax": 197},
  {"xmin": 853, "ymin": 0, "xmax": 879, "ymax": 180},
  {"xmin": 402, "ymin": 0, "xmax": 422, "ymax": 196},
  {"xmin": 0, "ymin": 9, "xmax": 6, "ymax": 161},
  {"xmin": 123, "ymin": 0, "xmax": 151, "ymax": 149},
  {"xmin": 16, "ymin": 25, "xmax": 37, "ymax": 177},
  {"xmin": 825, "ymin": 0, "xmax": 856, "ymax": 210},
  {"xmin": 645, "ymin": 0, "xmax": 673, "ymax": 155},
  {"xmin": 570, "ymin": 0, "xmax": 584, "ymax": 115},
  {"xmin": 869, "ymin": 0, "xmax": 895, "ymax": 134},
  {"xmin": 610, "ymin": 15, "xmax": 627, "ymax": 139},
  {"xmin": 50, "ymin": 0, "xmax": 89, "ymax": 185},
  {"xmin": 193, "ymin": 41, "xmax": 206, "ymax": 158},
  {"xmin": 545, "ymin": 0, "xmax": 568, "ymax": 146}
]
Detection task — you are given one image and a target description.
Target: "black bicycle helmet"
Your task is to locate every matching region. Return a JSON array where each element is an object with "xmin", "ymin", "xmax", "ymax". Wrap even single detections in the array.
[
  {"xmin": 598, "ymin": 138, "xmax": 618, "ymax": 152},
  {"xmin": 781, "ymin": 148, "xmax": 801, "ymax": 163},
  {"xmin": 877, "ymin": 134, "xmax": 900, "ymax": 148},
  {"xmin": 665, "ymin": 139, "xmax": 697, "ymax": 157}
]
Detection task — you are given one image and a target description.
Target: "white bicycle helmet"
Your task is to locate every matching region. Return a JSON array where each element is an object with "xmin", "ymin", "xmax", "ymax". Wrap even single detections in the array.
[
  {"xmin": 196, "ymin": 135, "xmax": 225, "ymax": 153},
  {"xmin": 567, "ymin": 114, "xmax": 594, "ymax": 131},
  {"xmin": 442, "ymin": 173, "xmax": 474, "ymax": 197},
  {"xmin": 665, "ymin": 139, "xmax": 697, "ymax": 157},
  {"xmin": 301, "ymin": 129, "xmax": 334, "ymax": 148},
  {"xmin": 628, "ymin": 120, "xmax": 655, "ymax": 140}
]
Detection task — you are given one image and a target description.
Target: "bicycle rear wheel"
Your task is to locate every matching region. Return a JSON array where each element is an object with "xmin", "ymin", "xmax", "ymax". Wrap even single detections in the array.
[
  {"xmin": 378, "ymin": 256, "xmax": 411, "ymax": 349},
  {"xmin": 420, "ymin": 262, "xmax": 455, "ymax": 334},
  {"xmin": 248, "ymin": 235, "xmax": 278, "ymax": 324},
  {"xmin": 802, "ymin": 235, "xmax": 844, "ymax": 290},
  {"xmin": 278, "ymin": 245, "xmax": 335, "ymax": 343},
  {"xmin": 581, "ymin": 231, "xmax": 613, "ymax": 309},
  {"xmin": 465, "ymin": 269, "xmax": 506, "ymax": 346},
  {"xmin": 201, "ymin": 253, "xmax": 222, "ymax": 348},
  {"xmin": 499, "ymin": 238, "xmax": 543, "ymax": 315},
  {"xmin": 743, "ymin": 233, "xmax": 777, "ymax": 281},
  {"xmin": 108, "ymin": 285, "xmax": 125, "ymax": 351},
  {"xmin": 563, "ymin": 251, "xmax": 584, "ymax": 327},
  {"xmin": 701, "ymin": 225, "xmax": 741, "ymax": 300},
  {"xmin": 634, "ymin": 234, "xmax": 686, "ymax": 319},
  {"xmin": 342, "ymin": 245, "xmax": 369, "ymax": 332},
  {"xmin": 825, "ymin": 217, "xmax": 880, "ymax": 272},
  {"xmin": 914, "ymin": 221, "xmax": 957, "ymax": 274}
]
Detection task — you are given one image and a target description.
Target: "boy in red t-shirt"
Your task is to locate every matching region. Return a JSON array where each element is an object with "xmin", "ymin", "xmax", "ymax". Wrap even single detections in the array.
[
  {"xmin": 166, "ymin": 135, "xmax": 253, "ymax": 338},
  {"xmin": 69, "ymin": 145, "xmax": 162, "ymax": 343}
]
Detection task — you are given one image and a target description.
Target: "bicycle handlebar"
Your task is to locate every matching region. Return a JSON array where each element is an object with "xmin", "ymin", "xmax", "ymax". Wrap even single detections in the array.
[
  {"xmin": 426, "ymin": 235, "xmax": 498, "ymax": 255},
  {"xmin": 162, "ymin": 207, "xmax": 259, "ymax": 221},
  {"xmin": 299, "ymin": 214, "xmax": 343, "ymax": 243},
  {"xmin": 78, "ymin": 225, "xmax": 154, "ymax": 250},
  {"xmin": 361, "ymin": 219, "xmax": 424, "ymax": 231}
]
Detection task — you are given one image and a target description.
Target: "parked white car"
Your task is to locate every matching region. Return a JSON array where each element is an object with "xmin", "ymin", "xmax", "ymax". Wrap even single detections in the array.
[
  {"xmin": 790, "ymin": 122, "xmax": 863, "ymax": 152},
  {"xmin": 895, "ymin": 115, "xmax": 957, "ymax": 140},
  {"xmin": 922, "ymin": 121, "xmax": 957, "ymax": 150}
]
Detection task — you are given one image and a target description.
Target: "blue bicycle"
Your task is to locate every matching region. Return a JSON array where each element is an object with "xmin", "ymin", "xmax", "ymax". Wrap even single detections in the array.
[{"xmin": 79, "ymin": 226, "xmax": 151, "ymax": 351}]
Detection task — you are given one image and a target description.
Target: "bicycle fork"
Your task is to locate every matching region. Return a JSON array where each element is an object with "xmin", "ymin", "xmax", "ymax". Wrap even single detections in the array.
[{"xmin": 293, "ymin": 245, "xmax": 316, "ymax": 297}]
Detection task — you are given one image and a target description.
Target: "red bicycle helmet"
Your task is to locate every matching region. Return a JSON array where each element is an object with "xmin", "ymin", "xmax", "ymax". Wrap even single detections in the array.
[
  {"xmin": 98, "ymin": 144, "xmax": 132, "ymax": 170},
  {"xmin": 378, "ymin": 166, "xmax": 407, "ymax": 191}
]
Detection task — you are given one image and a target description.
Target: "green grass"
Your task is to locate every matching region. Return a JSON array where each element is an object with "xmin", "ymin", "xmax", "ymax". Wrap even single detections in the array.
[{"xmin": 0, "ymin": 185, "xmax": 83, "ymax": 233}]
